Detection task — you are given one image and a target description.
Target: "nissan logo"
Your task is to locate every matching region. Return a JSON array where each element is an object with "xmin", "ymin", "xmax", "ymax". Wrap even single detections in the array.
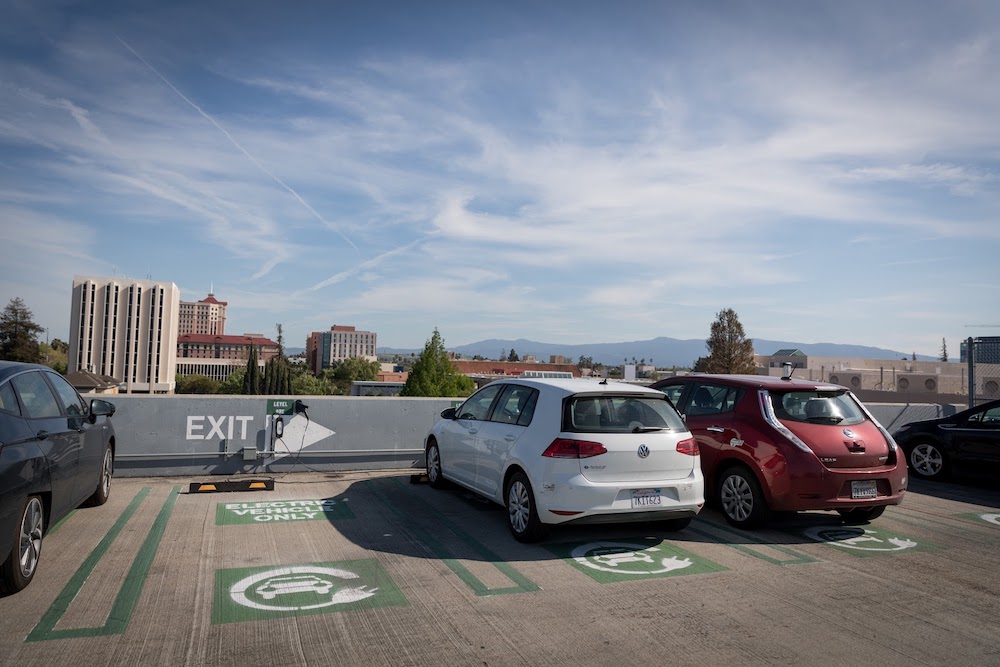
[
  {"xmin": 637, "ymin": 445, "xmax": 650, "ymax": 459},
  {"xmin": 843, "ymin": 428, "xmax": 855, "ymax": 438}
]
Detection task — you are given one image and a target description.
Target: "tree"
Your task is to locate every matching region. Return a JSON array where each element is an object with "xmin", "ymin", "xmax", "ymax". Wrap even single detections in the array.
[
  {"xmin": 242, "ymin": 345, "xmax": 262, "ymax": 395},
  {"xmin": 0, "ymin": 298, "xmax": 45, "ymax": 363},
  {"xmin": 39, "ymin": 341, "xmax": 68, "ymax": 374},
  {"xmin": 329, "ymin": 357, "xmax": 380, "ymax": 394},
  {"xmin": 940, "ymin": 338, "xmax": 948, "ymax": 363},
  {"xmin": 507, "ymin": 348, "xmax": 520, "ymax": 362},
  {"xmin": 702, "ymin": 308, "xmax": 756, "ymax": 374},
  {"xmin": 219, "ymin": 367, "xmax": 246, "ymax": 394},
  {"xmin": 175, "ymin": 374, "xmax": 221, "ymax": 394},
  {"xmin": 401, "ymin": 328, "xmax": 475, "ymax": 397}
]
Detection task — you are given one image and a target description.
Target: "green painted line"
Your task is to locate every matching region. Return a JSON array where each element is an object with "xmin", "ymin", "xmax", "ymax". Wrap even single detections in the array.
[
  {"xmin": 686, "ymin": 522, "xmax": 818, "ymax": 565},
  {"xmin": 883, "ymin": 511, "xmax": 1000, "ymax": 545},
  {"xmin": 26, "ymin": 486, "xmax": 180, "ymax": 642},
  {"xmin": 376, "ymin": 478, "xmax": 538, "ymax": 596},
  {"xmin": 45, "ymin": 510, "xmax": 76, "ymax": 537}
]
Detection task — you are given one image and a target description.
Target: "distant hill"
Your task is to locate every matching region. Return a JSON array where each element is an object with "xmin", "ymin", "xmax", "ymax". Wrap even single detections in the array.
[{"xmin": 380, "ymin": 336, "xmax": 935, "ymax": 367}]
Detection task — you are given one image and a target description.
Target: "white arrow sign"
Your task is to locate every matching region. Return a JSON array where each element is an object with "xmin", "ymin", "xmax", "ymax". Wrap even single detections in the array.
[{"xmin": 272, "ymin": 414, "xmax": 335, "ymax": 457}]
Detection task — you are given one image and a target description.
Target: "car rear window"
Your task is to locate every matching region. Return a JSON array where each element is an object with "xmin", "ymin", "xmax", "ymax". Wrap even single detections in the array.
[
  {"xmin": 564, "ymin": 394, "xmax": 686, "ymax": 433},
  {"xmin": 770, "ymin": 390, "xmax": 866, "ymax": 426}
]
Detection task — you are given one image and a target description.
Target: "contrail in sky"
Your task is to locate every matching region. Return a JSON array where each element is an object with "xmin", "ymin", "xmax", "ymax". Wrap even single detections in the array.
[{"xmin": 116, "ymin": 36, "xmax": 358, "ymax": 252}]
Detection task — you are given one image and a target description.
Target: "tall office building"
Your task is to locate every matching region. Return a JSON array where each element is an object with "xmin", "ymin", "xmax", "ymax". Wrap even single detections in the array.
[
  {"xmin": 178, "ymin": 292, "xmax": 227, "ymax": 335},
  {"xmin": 306, "ymin": 325, "xmax": 377, "ymax": 373},
  {"xmin": 69, "ymin": 276, "xmax": 180, "ymax": 393}
]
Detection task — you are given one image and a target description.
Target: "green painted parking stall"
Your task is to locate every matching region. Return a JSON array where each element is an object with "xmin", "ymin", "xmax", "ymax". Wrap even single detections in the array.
[
  {"xmin": 215, "ymin": 498, "xmax": 354, "ymax": 525},
  {"xmin": 369, "ymin": 478, "xmax": 540, "ymax": 596},
  {"xmin": 212, "ymin": 559, "xmax": 407, "ymax": 625},
  {"xmin": 685, "ymin": 519, "xmax": 818, "ymax": 565},
  {"xmin": 27, "ymin": 486, "xmax": 180, "ymax": 642}
]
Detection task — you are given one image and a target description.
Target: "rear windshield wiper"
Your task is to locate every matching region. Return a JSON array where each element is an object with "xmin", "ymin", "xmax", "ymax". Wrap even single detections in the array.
[{"xmin": 632, "ymin": 426, "xmax": 667, "ymax": 433}]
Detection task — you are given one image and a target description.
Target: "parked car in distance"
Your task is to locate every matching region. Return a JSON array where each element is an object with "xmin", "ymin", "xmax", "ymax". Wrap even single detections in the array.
[
  {"xmin": 0, "ymin": 361, "xmax": 117, "ymax": 595},
  {"xmin": 649, "ymin": 373, "xmax": 907, "ymax": 528},
  {"xmin": 892, "ymin": 399, "xmax": 1000, "ymax": 481},
  {"xmin": 424, "ymin": 378, "xmax": 704, "ymax": 542}
]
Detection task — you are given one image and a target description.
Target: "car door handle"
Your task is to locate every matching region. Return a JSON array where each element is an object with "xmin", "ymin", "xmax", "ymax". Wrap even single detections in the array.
[
  {"xmin": 504, "ymin": 434, "xmax": 517, "ymax": 442},
  {"xmin": 468, "ymin": 428, "xmax": 478, "ymax": 435},
  {"xmin": 707, "ymin": 426, "xmax": 725, "ymax": 433},
  {"xmin": 36, "ymin": 430, "xmax": 49, "ymax": 440}
]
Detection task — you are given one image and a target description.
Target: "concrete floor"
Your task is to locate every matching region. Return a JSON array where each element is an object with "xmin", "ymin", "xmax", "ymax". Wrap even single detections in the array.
[{"xmin": 1, "ymin": 470, "xmax": 999, "ymax": 666}]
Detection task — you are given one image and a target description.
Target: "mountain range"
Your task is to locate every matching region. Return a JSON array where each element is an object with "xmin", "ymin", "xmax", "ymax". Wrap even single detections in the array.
[{"xmin": 377, "ymin": 336, "xmax": 936, "ymax": 368}]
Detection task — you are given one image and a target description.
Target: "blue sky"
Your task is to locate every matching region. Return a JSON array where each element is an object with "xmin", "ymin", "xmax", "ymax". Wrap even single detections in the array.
[{"xmin": 1, "ymin": 0, "xmax": 998, "ymax": 355}]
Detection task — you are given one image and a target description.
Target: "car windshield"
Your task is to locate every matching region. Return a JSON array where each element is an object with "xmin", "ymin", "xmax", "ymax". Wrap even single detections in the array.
[
  {"xmin": 770, "ymin": 390, "xmax": 866, "ymax": 426},
  {"xmin": 564, "ymin": 394, "xmax": 686, "ymax": 433}
]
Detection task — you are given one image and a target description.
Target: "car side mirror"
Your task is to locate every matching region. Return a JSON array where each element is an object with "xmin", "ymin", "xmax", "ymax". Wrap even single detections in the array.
[
  {"xmin": 89, "ymin": 399, "xmax": 116, "ymax": 423},
  {"xmin": 441, "ymin": 407, "xmax": 457, "ymax": 420}
]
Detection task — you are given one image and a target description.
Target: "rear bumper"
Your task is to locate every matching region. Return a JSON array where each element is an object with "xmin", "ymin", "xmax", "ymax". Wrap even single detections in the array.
[
  {"xmin": 535, "ymin": 468, "xmax": 705, "ymax": 526},
  {"xmin": 769, "ymin": 461, "xmax": 908, "ymax": 512}
]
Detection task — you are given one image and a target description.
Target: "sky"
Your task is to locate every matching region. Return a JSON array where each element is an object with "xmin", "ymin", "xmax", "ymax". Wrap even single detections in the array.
[{"xmin": 1, "ymin": 0, "xmax": 998, "ymax": 356}]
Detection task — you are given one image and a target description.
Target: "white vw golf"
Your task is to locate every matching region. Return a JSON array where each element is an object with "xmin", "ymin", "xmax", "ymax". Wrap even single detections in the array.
[{"xmin": 424, "ymin": 377, "xmax": 705, "ymax": 542}]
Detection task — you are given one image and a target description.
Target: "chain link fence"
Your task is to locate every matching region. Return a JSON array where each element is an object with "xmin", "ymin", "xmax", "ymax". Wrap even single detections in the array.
[{"xmin": 965, "ymin": 336, "xmax": 1000, "ymax": 407}]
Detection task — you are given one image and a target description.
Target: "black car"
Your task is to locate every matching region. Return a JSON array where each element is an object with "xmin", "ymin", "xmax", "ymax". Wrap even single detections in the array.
[
  {"xmin": 0, "ymin": 361, "xmax": 117, "ymax": 594},
  {"xmin": 893, "ymin": 399, "xmax": 1000, "ymax": 481}
]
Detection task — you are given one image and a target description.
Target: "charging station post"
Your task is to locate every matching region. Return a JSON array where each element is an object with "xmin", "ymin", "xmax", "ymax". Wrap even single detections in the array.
[{"xmin": 265, "ymin": 399, "xmax": 296, "ymax": 458}]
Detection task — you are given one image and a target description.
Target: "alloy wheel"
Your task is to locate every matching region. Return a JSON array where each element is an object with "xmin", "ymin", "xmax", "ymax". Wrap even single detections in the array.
[
  {"xmin": 911, "ymin": 443, "xmax": 944, "ymax": 477},
  {"xmin": 100, "ymin": 448, "xmax": 113, "ymax": 497},
  {"xmin": 19, "ymin": 498, "xmax": 43, "ymax": 579},
  {"xmin": 720, "ymin": 474, "xmax": 754, "ymax": 523},
  {"xmin": 508, "ymin": 480, "xmax": 530, "ymax": 534},
  {"xmin": 427, "ymin": 446, "xmax": 440, "ymax": 483}
]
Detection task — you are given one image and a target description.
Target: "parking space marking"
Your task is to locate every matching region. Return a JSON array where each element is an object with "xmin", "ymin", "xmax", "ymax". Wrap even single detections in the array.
[
  {"xmin": 881, "ymin": 509, "xmax": 1000, "ymax": 545},
  {"xmin": 215, "ymin": 498, "xmax": 354, "ymax": 525},
  {"xmin": 545, "ymin": 537, "xmax": 726, "ymax": 583},
  {"xmin": 686, "ymin": 520, "xmax": 818, "ymax": 565},
  {"xmin": 212, "ymin": 559, "xmax": 407, "ymax": 625},
  {"xmin": 375, "ymin": 478, "xmax": 539, "ymax": 596},
  {"xmin": 800, "ymin": 525, "xmax": 940, "ymax": 557},
  {"xmin": 957, "ymin": 512, "xmax": 1000, "ymax": 528},
  {"xmin": 26, "ymin": 486, "xmax": 180, "ymax": 642}
]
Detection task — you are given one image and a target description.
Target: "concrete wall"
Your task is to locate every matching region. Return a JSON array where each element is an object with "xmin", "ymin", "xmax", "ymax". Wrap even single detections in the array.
[
  {"xmin": 105, "ymin": 395, "xmax": 962, "ymax": 478},
  {"xmin": 109, "ymin": 395, "xmax": 455, "ymax": 477}
]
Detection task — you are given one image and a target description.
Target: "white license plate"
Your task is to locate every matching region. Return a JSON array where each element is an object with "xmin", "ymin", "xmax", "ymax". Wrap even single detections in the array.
[
  {"xmin": 851, "ymin": 480, "xmax": 878, "ymax": 500},
  {"xmin": 631, "ymin": 489, "xmax": 662, "ymax": 509}
]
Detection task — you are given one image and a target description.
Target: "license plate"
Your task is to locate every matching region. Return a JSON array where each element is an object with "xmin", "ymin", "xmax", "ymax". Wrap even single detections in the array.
[
  {"xmin": 631, "ymin": 489, "xmax": 662, "ymax": 509},
  {"xmin": 851, "ymin": 480, "xmax": 878, "ymax": 500}
]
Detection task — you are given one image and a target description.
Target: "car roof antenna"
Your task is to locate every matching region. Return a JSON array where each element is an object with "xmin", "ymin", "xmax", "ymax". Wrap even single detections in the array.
[{"xmin": 781, "ymin": 362, "xmax": 794, "ymax": 381}]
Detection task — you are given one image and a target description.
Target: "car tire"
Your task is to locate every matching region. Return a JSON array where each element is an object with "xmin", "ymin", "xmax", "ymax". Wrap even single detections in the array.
[
  {"xmin": 1, "ymin": 495, "xmax": 44, "ymax": 595},
  {"xmin": 426, "ymin": 440, "xmax": 447, "ymax": 489},
  {"xmin": 84, "ymin": 445, "xmax": 114, "ymax": 507},
  {"xmin": 505, "ymin": 471, "xmax": 548, "ymax": 543},
  {"xmin": 907, "ymin": 441, "xmax": 948, "ymax": 480},
  {"xmin": 717, "ymin": 466, "xmax": 770, "ymax": 529},
  {"xmin": 838, "ymin": 506, "xmax": 886, "ymax": 524},
  {"xmin": 658, "ymin": 517, "xmax": 692, "ymax": 532}
]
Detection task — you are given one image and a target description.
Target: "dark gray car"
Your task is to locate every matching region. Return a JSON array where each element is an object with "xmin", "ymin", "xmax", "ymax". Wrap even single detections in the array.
[{"xmin": 0, "ymin": 361, "xmax": 116, "ymax": 594}]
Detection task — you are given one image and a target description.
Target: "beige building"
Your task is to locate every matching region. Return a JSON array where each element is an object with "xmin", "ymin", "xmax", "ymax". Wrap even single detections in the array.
[
  {"xmin": 176, "ymin": 333, "xmax": 279, "ymax": 382},
  {"xmin": 306, "ymin": 325, "xmax": 377, "ymax": 373},
  {"xmin": 755, "ymin": 349, "xmax": 988, "ymax": 399},
  {"xmin": 178, "ymin": 292, "xmax": 227, "ymax": 335},
  {"xmin": 69, "ymin": 276, "xmax": 180, "ymax": 394}
]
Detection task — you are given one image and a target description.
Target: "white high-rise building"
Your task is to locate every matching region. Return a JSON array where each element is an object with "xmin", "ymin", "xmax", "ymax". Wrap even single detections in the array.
[{"xmin": 69, "ymin": 276, "xmax": 180, "ymax": 393}]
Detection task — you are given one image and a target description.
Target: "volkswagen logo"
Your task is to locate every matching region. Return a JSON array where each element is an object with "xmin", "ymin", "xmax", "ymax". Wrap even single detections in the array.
[
  {"xmin": 637, "ymin": 445, "xmax": 650, "ymax": 459},
  {"xmin": 843, "ymin": 428, "xmax": 855, "ymax": 439}
]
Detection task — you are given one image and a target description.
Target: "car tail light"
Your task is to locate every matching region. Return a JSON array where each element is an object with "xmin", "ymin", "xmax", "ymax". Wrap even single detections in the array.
[
  {"xmin": 542, "ymin": 438, "xmax": 608, "ymax": 459},
  {"xmin": 676, "ymin": 438, "xmax": 699, "ymax": 456}
]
